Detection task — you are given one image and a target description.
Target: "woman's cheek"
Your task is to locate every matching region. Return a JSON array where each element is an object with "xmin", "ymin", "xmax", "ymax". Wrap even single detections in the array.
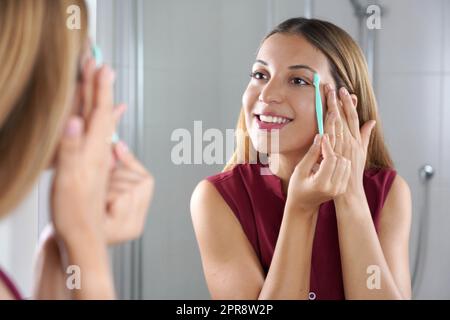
[
  {"xmin": 278, "ymin": 107, "xmax": 316, "ymax": 152},
  {"xmin": 242, "ymin": 86, "xmax": 260, "ymax": 130},
  {"xmin": 242, "ymin": 86, "xmax": 258, "ymax": 111}
]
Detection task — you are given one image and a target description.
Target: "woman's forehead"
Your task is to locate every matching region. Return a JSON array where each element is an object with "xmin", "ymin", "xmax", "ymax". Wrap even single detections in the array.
[{"xmin": 256, "ymin": 33, "xmax": 330, "ymax": 77}]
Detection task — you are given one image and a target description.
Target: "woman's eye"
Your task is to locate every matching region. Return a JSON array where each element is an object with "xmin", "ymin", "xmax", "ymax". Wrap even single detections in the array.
[
  {"xmin": 250, "ymin": 72, "xmax": 267, "ymax": 81},
  {"xmin": 291, "ymin": 77, "xmax": 308, "ymax": 86}
]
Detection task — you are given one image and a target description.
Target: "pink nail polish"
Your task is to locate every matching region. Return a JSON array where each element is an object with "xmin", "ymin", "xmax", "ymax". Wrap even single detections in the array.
[
  {"xmin": 117, "ymin": 141, "xmax": 129, "ymax": 154},
  {"xmin": 64, "ymin": 118, "xmax": 82, "ymax": 137},
  {"xmin": 314, "ymin": 134, "xmax": 321, "ymax": 145}
]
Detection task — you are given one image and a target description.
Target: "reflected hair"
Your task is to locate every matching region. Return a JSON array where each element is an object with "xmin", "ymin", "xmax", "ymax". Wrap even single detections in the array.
[{"xmin": 0, "ymin": 0, "xmax": 88, "ymax": 217}]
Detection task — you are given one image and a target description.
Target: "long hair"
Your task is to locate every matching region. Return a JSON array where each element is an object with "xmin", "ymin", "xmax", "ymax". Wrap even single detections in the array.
[
  {"xmin": 0, "ymin": 0, "xmax": 88, "ymax": 217},
  {"xmin": 224, "ymin": 17, "xmax": 393, "ymax": 171}
]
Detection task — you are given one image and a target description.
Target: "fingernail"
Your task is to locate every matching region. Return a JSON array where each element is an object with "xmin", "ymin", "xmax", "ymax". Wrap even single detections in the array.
[
  {"xmin": 102, "ymin": 66, "xmax": 114, "ymax": 82},
  {"xmin": 314, "ymin": 134, "xmax": 321, "ymax": 145},
  {"xmin": 64, "ymin": 118, "xmax": 82, "ymax": 137},
  {"xmin": 340, "ymin": 87, "xmax": 349, "ymax": 96},
  {"xmin": 117, "ymin": 141, "xmax": 129, "ymax": 154}
]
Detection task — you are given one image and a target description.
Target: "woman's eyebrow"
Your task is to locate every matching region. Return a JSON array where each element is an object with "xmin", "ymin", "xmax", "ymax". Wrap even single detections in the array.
[
  {"xmin": 254, "ymin": 60, "xmax": 317, "ymax": 74},
  {"xmin": 288, "ymin": 64, "xmax": 317, "ymax": 74},
  {"xmin": 255, "ymin": 59, "xmax": 269, "ymax": 66}
]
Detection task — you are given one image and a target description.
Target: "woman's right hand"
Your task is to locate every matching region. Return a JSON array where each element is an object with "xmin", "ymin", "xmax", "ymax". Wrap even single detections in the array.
[
  {"xmin": 286, "ymin": 133, "xmax": 352, "ymax": 215},
  {"xmin": 51, "ymin": 63, "xmax": 122, "ymax": 250},
  {"xmin": 49, "ymin": 63, "xmax": 123, "ymax": 299}
]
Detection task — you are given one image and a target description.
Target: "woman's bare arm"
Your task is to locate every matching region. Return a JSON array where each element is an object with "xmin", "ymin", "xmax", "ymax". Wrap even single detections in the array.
[
  {"xmin": 334, "ymin": 174, "xmax": 412, "ymax": 299},
  {"xmin": 191, "ymin": 180, "xmax": 317, "ymax": 300}
]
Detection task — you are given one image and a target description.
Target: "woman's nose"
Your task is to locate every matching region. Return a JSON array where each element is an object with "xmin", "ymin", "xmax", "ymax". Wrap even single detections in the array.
[{"xmin": 258, "ymin": 79, "xmax": 283, "ymax": 105}]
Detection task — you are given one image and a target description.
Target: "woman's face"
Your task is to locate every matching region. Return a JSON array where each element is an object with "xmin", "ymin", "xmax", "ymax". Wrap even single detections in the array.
[{"xmin": 243, "ymin": 33, "xmax": 334, "ymax": 157}]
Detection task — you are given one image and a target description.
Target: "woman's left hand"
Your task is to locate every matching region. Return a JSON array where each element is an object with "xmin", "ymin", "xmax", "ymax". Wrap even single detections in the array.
[
  {"xmin": 323, "ymin": 85, "xmax": 377, "ymax": 201},
  {"xmin": 104, "ymin": 141, "xmax": 154, "ymax": 244}
]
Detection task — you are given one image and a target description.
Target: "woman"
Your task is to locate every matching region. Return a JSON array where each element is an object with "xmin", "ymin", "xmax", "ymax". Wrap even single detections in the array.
[
  {"xmin": 0, "ymin": 0, "xmax": 153, "ymax": 299},
  {"xmin": 191, "ymin": 18, "xmax": 412, "ymax": 300}
]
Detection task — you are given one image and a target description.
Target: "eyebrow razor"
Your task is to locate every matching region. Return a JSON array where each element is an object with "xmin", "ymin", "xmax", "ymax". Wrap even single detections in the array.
[
  {"xmin": 313, "ymin": 73, "xmax": 324, "ymax": 136},
  {"xmin": 92, "ymin": 45, "xmax": 120, "ymax": 144}
]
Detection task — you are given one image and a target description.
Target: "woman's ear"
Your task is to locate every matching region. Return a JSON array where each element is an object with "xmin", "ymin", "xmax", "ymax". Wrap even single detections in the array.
[{"xmin": 350, "ymin": 94, "xmax": 358, "ymax": 108}]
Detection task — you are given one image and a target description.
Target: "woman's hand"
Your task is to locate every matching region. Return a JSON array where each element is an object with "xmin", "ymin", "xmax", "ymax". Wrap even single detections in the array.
[
  {"xmin": 51, "ymin": 64, "xmax": 121, "ymax": 246},
  {"xmin": 286, "ymin": 133, "xmax": 352, "ymax": 215},
  {"xmin": 50, "ymin": 63, "xmax": 124, "ymax": 299},
  {"xmin": 82, "ymin": 57, "xmax": 154, "ymax": 245},
  {"xmin": 105, "ymin": 141, "xmax": 154, "ymax": 244},
  {"xmin": 323, "ymin": 85, "xmax": 377, "ymax": 201}
]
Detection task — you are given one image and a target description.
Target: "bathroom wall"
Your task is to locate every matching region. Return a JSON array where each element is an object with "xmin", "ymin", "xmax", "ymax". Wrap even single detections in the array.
[{"xmin": 373, "ymin": 0, "xmax": 450, "ymax": 299}]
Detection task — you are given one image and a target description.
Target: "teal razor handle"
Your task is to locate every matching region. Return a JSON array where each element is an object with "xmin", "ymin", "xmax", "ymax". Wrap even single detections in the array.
[
  {"xmin": 92, "ymin": 45, "xmax": 120, "ymax": 145},
  {"xmin": 313, "ymin": 73, "xmax": 324, "ymax": 136}
]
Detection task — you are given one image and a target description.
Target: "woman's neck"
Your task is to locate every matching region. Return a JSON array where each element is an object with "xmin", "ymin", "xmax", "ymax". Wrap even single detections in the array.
[{"xmin": 268, "ymin": 151, "xmax": 306, "ymax": 194}]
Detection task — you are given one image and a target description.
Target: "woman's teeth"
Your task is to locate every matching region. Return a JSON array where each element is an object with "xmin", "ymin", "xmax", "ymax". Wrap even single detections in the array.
[{"xmin": 259, "ymin": 115, "xmax": 291, "ymax": 124}]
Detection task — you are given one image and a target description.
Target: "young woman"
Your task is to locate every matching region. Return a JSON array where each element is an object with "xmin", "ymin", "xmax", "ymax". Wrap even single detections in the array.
[
  {"xmin": 0, "ymin": 0, "xmax": 153, "ymax": 299},
  {"xmin": 191, "ymin": 18, "xmax": 412, "ymax": 300}
]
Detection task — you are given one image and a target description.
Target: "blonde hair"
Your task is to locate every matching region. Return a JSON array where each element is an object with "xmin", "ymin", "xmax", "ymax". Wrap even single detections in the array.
[
  {"xmin": 0, "ymin": 0, "xmax": 88, "ymax": 217},
  {"xmin": 224, "ymin": 17, "xmax": 393, "ymax": 171}
]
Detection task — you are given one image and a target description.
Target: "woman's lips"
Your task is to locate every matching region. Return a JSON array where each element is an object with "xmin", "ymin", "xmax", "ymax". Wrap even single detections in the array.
[{"xmin": 254, "ymin": 114, "xmax": 292, "ymax": 130}]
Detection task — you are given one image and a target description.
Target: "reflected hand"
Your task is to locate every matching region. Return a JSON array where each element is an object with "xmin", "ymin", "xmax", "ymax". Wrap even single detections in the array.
[{"xmin": 105, "ymin": 141, "xmax": 154, "ymax": 244}]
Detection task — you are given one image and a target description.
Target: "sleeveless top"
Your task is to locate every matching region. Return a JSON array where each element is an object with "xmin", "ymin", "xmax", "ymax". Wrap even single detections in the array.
[
  {"xmin": 0, "ymin": 267, "xmax": 22, "ymax": 300},
  {"xmin": 206, "ymin": 163, "xmax": 396, "ymax": 300}
]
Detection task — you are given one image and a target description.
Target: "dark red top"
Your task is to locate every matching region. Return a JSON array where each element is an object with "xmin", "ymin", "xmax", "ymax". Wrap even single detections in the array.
[
  {"xmin": 207, "ymin": 163, "xmax": 397, "ymax": 300},
  {"xmin": 0, "ymin": 267, "xmax": 22, "ymax": 300}
]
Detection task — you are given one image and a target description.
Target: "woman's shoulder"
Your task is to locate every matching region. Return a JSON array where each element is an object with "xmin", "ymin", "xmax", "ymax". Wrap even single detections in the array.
[
  {"xmin": 190, "ymin": 178, "xmax": 228, "ymax": 219},
  {"xmin": 191, "ymin": 164, "xmax": 261, "ymax": 225},
  {"xmin": 363, "ymin": 166, "xmax": 398, "ymax": 198},
  {"xmin": 193, "ymin": 165, "xmax": 253, "ymax": 213},
  {"xmin": 190, "ymin": 174, "xmax": 245, "ymax": 241},
  {"xmin": 362, "ymin": 167, "xmax": 411, "ymax": 228}
]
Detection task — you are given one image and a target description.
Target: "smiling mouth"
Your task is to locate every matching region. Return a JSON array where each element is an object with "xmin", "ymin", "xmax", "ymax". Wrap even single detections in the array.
[{"xmin": 254, "ymin": 114, "xmax": 293, "ymax": 130}]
